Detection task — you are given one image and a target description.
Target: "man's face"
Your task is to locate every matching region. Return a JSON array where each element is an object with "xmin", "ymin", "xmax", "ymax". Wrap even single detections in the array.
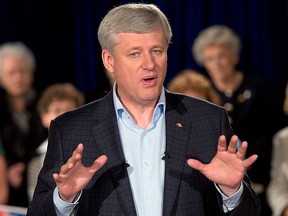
[
  {"xmin": 0, "ymin": 55, "xmax": 33, "ymax": 97},
  {"xmin": 103, "ymin": 29, "xmax": 168, "ymax": 106}
]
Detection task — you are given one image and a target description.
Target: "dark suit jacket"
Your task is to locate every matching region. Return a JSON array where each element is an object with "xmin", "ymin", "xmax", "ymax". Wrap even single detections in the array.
[{"xmin": 27, "ymin": 90, "xmax": 261, "ymax": 216}]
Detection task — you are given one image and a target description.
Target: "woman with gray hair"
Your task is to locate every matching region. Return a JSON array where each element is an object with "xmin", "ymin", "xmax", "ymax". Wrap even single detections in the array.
[
  {"xmin": 0, "ymin": 41, "xmax": 47, "ymax": 207},
  {"xmin": 192, "ymin": 25, "xmax": 274, "ymax": 215},
  {"xmin": 193, "ymin": 25, "xmax": 241, "ymax": 67}
]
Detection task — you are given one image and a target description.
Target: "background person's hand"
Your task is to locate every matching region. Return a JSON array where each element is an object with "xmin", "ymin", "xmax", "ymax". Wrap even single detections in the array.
[{"xmin": 8, "ymin": 162, "xmax": 25, "ymax": 188}]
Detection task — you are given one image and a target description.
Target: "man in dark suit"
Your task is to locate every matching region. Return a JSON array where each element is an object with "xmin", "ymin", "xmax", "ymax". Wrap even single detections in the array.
[{"xmin": 27, "ymin": 3, "xmax": 260, "ymax": 215}]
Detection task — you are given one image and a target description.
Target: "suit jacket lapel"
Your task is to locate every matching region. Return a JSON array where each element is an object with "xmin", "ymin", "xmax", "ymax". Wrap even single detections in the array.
[
  {"xmin": 163, "ymin": 92, "xmax": 192, "ymax": 215},
  {"xmin": 89, "ymin": 91, "xmax": 192, "ymax": 215},
  {"xmin": 91, "ymin": 93, "xmax": 137, "ymax": 215}
]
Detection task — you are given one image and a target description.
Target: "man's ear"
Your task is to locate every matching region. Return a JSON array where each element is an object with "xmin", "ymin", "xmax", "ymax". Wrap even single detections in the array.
[{"xmin": 102, "ymin": 49, "xmax": 114, "ymax": 73}]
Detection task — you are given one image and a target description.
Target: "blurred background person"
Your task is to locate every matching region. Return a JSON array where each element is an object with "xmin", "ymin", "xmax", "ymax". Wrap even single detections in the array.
[
  {"xmin": 27, "ymin": 82, "xmax": 84, "ymax": 202},
  {"xmin": 166, "ymin": 69, "xmax": 221, "ymax": 105},
  {"xmin": 0, "ymin": 136, "xmax": 8, "ymax": 204},
  {"xmin": 0, "ymin": 41, "xmax": 47, "ymax": 207},
  {"xmin": 267, "ymin": 83, "xmax": 288, "ymax": 216},
  {"xmin": 192, "ymin": 25, "xmax": 274, "ymax": 215}
]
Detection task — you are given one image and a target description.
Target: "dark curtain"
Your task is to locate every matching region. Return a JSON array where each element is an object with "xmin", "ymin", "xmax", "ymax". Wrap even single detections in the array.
[{"xmin": 0, "ymin": 0, "xmax": 287, "ymax": 92}]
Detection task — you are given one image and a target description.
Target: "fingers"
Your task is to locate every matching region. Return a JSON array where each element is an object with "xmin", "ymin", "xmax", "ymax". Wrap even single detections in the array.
[
  {"xmin": 60, "ymin": 144, "xmax": 84, "ymax": 174},
  {"xmin": 90, "ymin": 155, "xmax": 108, "ymax": 172},
  {"xmin": 187, "ymin": 158, "xmax": 204, "ymax": 171},
  {"xmin": 227, "ymin": 135, "xmax": 238, "ymax": 153},
  {"xmin": 218, "ymin": 135, "xmax": 239, "ymax": 153},
  {"xmin": 219, "ymin": 135, "xmax": 258, "ymax": 168},
  {"xmin": 55, "ymin": 144, "xmax": 108, "ymax": 179},
  {"xmin": 237, "ymin": 142, "xmax": 258, "ymax": 170},
  {"xmin": 71, "ymin": 143, "xmax": 84, "ymax": 162},
  {"xmin": 217, "ymin": 135, "xmax": 227, "ymax": 152},
  {"xmin": 243, "ymin": 154, "xmax": 258, "ymax": 168},
  {"xmin": 236, "ymin": 140, "xmax": 248, "ymax": 159},
  {"xmin": 53, "ymin": 173, "xmax": 60, "ymax": 183}
]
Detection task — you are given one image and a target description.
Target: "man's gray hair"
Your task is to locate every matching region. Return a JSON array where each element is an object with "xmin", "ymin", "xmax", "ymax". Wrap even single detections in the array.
[{"xmin": 98, "ymin": 3, "xmax": 172, "ymax": 53}]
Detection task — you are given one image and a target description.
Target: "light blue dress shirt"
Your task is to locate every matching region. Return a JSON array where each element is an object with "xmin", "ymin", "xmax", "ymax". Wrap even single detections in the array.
[
  {"xmin": 53, "ymin": 84, "xmax": 243, "ymax": 215},
  {"xmin": 114, "ymin": 86, "xmax": 166, "ymax": 216}
]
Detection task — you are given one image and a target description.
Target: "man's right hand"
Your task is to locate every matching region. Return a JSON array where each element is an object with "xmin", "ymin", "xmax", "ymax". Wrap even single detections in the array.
[{"xmin": 53, "ymin": 143, "xmax": 107, "ymax": 202}]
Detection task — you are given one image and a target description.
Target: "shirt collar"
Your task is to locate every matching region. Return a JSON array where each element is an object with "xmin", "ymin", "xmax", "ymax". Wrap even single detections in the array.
[{"xmin": 112, "ymin": 83, "xmax": 165, "ymax": 119}]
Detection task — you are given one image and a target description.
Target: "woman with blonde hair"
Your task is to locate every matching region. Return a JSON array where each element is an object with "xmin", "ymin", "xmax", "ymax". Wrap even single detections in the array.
[{"xmin": 167, "ymin": 69, "xmax": 221, "ymax": 105}]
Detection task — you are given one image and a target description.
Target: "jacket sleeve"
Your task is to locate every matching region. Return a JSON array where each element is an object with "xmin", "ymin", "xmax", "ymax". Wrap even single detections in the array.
[{"xmin": 27, "ymin": 120, "xmax": 63, "ymax": 216}]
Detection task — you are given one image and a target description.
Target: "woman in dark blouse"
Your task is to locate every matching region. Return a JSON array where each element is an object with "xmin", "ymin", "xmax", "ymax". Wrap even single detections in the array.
[{"xmin": 192, "ymin": 25, "xmax": 282, "ymax": 216}]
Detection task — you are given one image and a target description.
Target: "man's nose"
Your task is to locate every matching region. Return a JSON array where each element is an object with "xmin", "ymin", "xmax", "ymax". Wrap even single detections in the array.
[{"xmin": 142, "ymin": 53, "xmax": 155, "ymax": 70}]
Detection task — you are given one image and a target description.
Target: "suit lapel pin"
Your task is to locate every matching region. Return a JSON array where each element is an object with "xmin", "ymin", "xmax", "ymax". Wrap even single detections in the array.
[{"xmin": 176, "ymin": 123, "xmax": 183, "ymax": 128}]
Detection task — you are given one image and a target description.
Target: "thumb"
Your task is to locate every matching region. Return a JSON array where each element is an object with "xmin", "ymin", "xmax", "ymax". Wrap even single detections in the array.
[
  {"xmin": 89, "ymin": 155, "xmax": 107, "ymax": 172},
  {"xmin": 187, "ymin": 158, "xmax": 204, "ymax": 171}
]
